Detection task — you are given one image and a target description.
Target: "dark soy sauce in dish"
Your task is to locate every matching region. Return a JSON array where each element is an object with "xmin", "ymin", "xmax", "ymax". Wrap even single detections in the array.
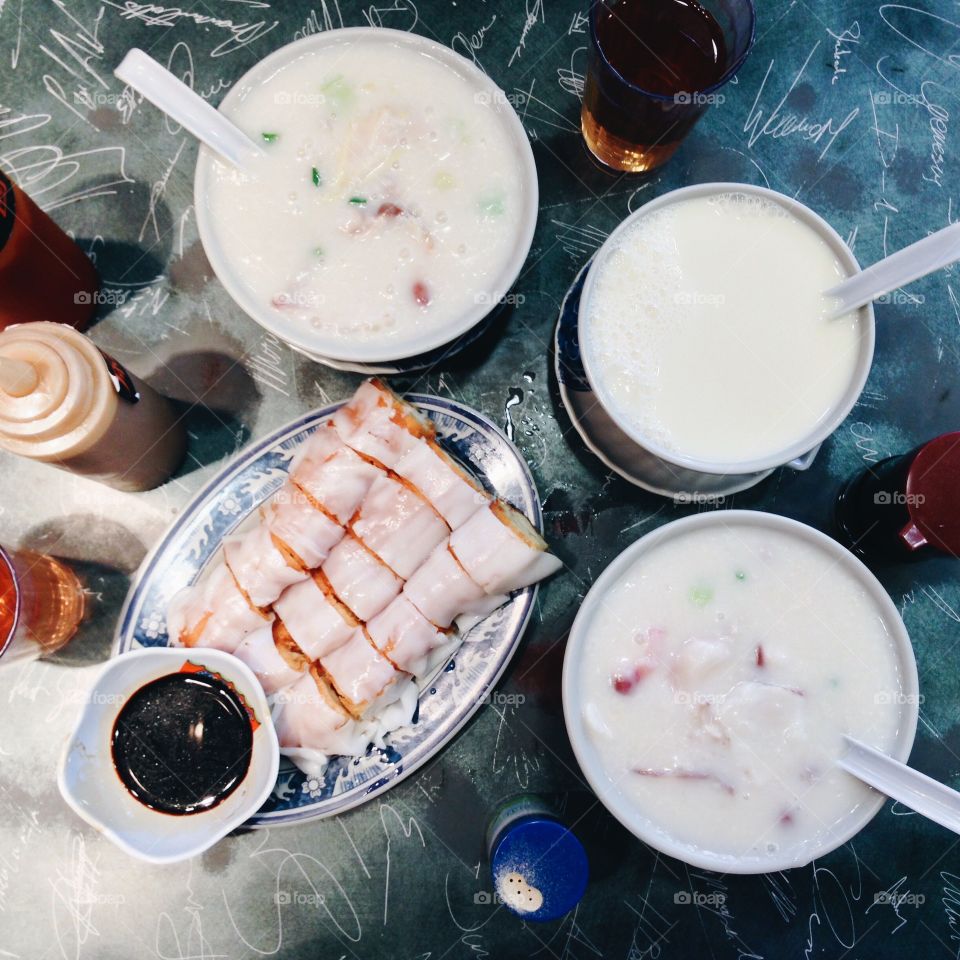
[{"xmin": 111, "ymin": 670, "xmax": 254, "ymax": 815}]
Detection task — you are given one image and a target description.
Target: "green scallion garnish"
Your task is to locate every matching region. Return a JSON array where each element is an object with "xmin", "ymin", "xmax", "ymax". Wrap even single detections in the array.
[
  {"xmin": 348, "ymin": 196, "xmax": 367, "ymax": 206},
  {"xmin": 311, "ymin": 167, "xmax": 321, "ymax": 187},
  {"xmin": 261, "ymin": 132, "xmax": 278, "ymax": 143}
]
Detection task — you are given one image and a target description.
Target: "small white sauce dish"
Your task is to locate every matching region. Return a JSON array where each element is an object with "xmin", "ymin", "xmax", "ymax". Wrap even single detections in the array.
[{"xmin": 58, "ymin": 646, "xmax": 280, "ymax": 865}]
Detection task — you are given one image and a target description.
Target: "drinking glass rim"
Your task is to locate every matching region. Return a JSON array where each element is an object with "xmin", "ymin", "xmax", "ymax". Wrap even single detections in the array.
[
  {"xmin": 588, "ymin": 0, "xmax": 757, "ymax": 103},
  {"xmin": 0, "ymin": 547, "xmax": 20, "ymax": 660}
]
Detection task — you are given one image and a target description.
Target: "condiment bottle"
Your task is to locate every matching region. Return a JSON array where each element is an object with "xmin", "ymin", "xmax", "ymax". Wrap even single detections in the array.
[
  {"xmin": 485, "ymin": 794, "xmax": 589, "ymax": 921},
  {"xmin": 836, "ymin": 431, "xmax": 960, "ymax": 559},
  {"xmin": 0, "ymin": 322, "xmax": 186, "ymax": 490},
  {"xmin": 0, "ymin": 172, "xmax": 100, "ymax": 330}
]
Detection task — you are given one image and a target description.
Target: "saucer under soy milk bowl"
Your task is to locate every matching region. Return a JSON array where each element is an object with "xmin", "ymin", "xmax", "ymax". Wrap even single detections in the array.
[
  {"xmin": 194, "ymin": 27, "xmax": 538, "ymax": 371},
  {"xmin": 562, "ymin": 511, "xmax": 918, "ymax": 874},
  {"xmin": 573, "ymin": 182, "xmax": 875, "ymax": 498},
  {"xmin": 58, "ymin": 646, "xmax": 279, "ymax": 864}
]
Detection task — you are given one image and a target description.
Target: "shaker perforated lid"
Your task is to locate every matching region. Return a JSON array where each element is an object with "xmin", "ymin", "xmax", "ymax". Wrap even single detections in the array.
[{"xmin": 490, "ymin": 816, "xmax": 589, "ymax": 922}]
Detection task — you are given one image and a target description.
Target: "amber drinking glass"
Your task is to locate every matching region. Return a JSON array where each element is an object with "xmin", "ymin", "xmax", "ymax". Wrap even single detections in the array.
[
  {"xmin": 0, "ymin": 546, "xmax": 85, "ymax": 664},
  {"xmin": 581, "ymin": 0, "xmax": 755, "ymax": 172}
]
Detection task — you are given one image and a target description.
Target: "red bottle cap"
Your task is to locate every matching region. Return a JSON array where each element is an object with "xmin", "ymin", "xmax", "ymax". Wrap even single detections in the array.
[{"xmin": 900, "ymin": 431, "xmax": 960, "ymax": 557}]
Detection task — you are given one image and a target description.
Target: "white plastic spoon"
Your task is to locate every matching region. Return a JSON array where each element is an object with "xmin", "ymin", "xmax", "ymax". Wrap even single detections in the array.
[
  {"xmin": 826, "ymin": 221, "xmax": 960, "ymax": 319},
  {"xmin": 838, "ymin": 735, "xmax": 960, "ymax": 835},
  {"xmin": 114, "ymin": 49, "xmax": 265, "ymax": 173}
]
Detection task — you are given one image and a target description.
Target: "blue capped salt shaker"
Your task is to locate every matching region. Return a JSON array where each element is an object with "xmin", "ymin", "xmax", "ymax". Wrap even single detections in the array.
[{"xmin": 486, "ymin": 794, "xmax": 589, "ymax": 921}]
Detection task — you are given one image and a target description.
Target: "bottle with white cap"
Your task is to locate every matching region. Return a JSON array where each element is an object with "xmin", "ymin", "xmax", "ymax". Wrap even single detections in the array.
[{"xmin": 0, "ymin": 322, "xmax": 186, "ymax": 491}]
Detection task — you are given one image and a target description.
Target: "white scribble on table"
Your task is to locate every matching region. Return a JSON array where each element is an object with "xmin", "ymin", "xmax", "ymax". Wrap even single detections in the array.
[
  {"xmin": 101, "ymin": 1, "xmax": 279, "ymax": 58},
  {"xmin": 177, "ymin": 205, "xmax": 193, "ymax": 257},
  {"xmin": 625, "ymin": 182, "xmax": 657, "ymax": 212},
  {"xmin": 568, "ymin": 10, "xmax": 588, "ymax": 35},
  {"xmin": 0, "ymin": 102, "xmax": 134, "ymax": 210},
  {"xmin": 688, "ymin": 872, "xmax": 763, "ymax": 959},
  {"xmin": 865, "ymin": 876, "xmax": 923, "ymax": 934},
  {"xmin": 531, "ymin": 904, "xmax": 602, "ymax": 959},
  {"xmin": 761, "ymin": 872, "xmax": 798, "ymax": 923},
  {"xmin": 878, "ymin": 4, "xmax": 960, "ymax": 68},
  {"xmin": 117, "ymin": 280, "xmax": 170, "ymax": 319},
  {"xmin": 490, "ymin": 702, "xmax": 541, "ymax": 788},
  {"xmin": 313, "ymin": 380, "xmax": 332, "ymax": 406},
  {"xmin": 459, "ymin": 932, "xmax": 490, "ymax": 957},
  {"xmin": 451, "ymin": 14, "xmax": 497, "ymax": 71},
  {"xmin": 6, "ymin": 0, "xmax": 25, "ymax": 69},
  {"xmin": 826, "ymin": 21, "xmax": 860, "ymax": 85},
  {"xmin": 949, "ymin": 283, "xmax": 960, "ymax": 329},
  {"xmin": 743, "ymin": 43, "xmax": 860, "ymax": 161},
  {"xmin": 50, "ymin": 834, "xmax": 102, "ymax": 960},
  {"xmin": 40, "ymin": 1, "xmax": 109, "ymax": 126},
  {"xmin": 245, "ymin": 333, "xmax": 291, "ymax": 397},
  {"xmin": 558, "ymin": 47, "xmax": 586, "ymax": 99},
  {"xmin": 293, "ymin": 0, "xmax": 344, "ymax": 40},
  {"xmin": 940, "ymin": 871, "xmax": 960, "ymax": 954},
  {"xmin": 380, "ymin": 802, "xmax": 425, "ymax": 925},
  {"xmin": 622, "ymin": 891, "xmax": 674, "ymax": 958},
  {"xmin": 854, "ymin": 387, "xmax": 888, "ymax": 411},
  {"xmin": 549, "ymin": 218, "xmax": 608, "ymax": 261},
  {"xmin": 0, "ymin": 799, "xmax": 40, "ymax": 915},
  {"xmin": 875, "ymin": 62, "xmax": 950, "ymax": 192},
  {"xmin": 0, "ymin": 104, "xmax": 51, "ymax": 144},
  {"xmin": 223, "ymin": 832, "xmax": 363, "ymax": 953},
  {"xmin": 509, "ymin": 0, "xmax": 545, "ymax": 68},
  {"xmin": 923, "ymin": 585, "xmax": 960, "ymax": 624},
  {"xmin": 803, "ymin": 862, "xmax": 859, "ymax": 960},
  {"xmin": 339, "ymin": 819, "xmax": 371, "ymax": 879},
  {"xmin": 41, "ymin": 670, "xmax": 96, "ymax": 725},
  {"xmin": 155, "ymin": 861, "xmax": 226, "ymax": 960},
  {"xmin": 849, "ymin": 422, "xmax": 882, "ymax": 462},
  {"xmin": 165, "ymin": 42, "xmax": 230, "ymax": 134},
  {"xmin": 361, "ymin": 0, "xmax": 418, "ymax": 32},
  {"xmin": 5, "ymin": 659, "xmax": 51, "ymax": 705},
  {"xmin": 444, "ymin": 870, "xmax": 496, "ymax": 935},
  {"xmin": 140, "ymin": 139, "xmax": 186, "ymax": 243}
]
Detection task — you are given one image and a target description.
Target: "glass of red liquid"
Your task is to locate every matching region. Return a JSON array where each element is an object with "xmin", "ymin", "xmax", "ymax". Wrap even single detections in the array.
[
  {"xmin": 0, "ymin": 546, "xmax": 85, "ymax": 664},
  {"xmin": 835, "ymin": 431, "xmax": 960, "ymax": 560},
  {"xmin": 582, "ymin": 0, "xmax": 756, "ymax": 172}
]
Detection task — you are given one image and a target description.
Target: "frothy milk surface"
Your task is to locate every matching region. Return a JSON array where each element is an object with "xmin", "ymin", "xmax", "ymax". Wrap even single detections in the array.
[
  {"xmin": 585, "ymin": 193, "xmax": 863, "ymax": 464},
  {"xmin": 581, "ymin": 523, "xmax": 905, "ymax": 863},
  {"xmin": 204, "ymin": 39, "xmax": 524, "ymax": 346}
]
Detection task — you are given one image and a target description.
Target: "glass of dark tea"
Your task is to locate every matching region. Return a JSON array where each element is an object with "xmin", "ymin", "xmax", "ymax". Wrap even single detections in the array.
[
  {"xmin": 0, "ymin": 546, "xmax": 85, "ymax": 664},
  {"xmin": 582, "ymin": 0, "xmax": 756, "ymax": 172}
]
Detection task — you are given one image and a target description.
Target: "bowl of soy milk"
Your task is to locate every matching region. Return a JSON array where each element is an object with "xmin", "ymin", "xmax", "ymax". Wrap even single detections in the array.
[
  {"xmin": 194, "ymin": 28, "xmax": 538, "ymax": 367},
  {"xmin": 577, "ymin": 183, "xmax": 874, "ymax": 496},
  {"xmin": 563, "ymin": 511, "xmax": 918, "ymax": 874}
]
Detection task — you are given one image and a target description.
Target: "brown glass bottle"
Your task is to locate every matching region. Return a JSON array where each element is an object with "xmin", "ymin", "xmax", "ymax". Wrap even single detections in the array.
[{"xmin": 0, "ymin": 171, "xmax": 100, "ymax": 330}]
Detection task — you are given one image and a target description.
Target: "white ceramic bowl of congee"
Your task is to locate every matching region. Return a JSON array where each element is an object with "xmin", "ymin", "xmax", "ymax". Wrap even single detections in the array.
[
  {"xmin": 563, "ymin": 510, "xmax": 918, "ymax": 874},
  {"xmin": 576, "ymin": 182, "xmax": 875, "ymax": 498},
  {"xmin": 194, "ymin": 27, "xmax": 538, "ymax": 366}
]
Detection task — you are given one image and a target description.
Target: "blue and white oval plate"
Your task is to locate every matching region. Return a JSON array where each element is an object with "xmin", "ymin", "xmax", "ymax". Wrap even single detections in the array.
[{"xmin": 114, "ymin": 394, "xmax": 540, "ymax": 825}]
